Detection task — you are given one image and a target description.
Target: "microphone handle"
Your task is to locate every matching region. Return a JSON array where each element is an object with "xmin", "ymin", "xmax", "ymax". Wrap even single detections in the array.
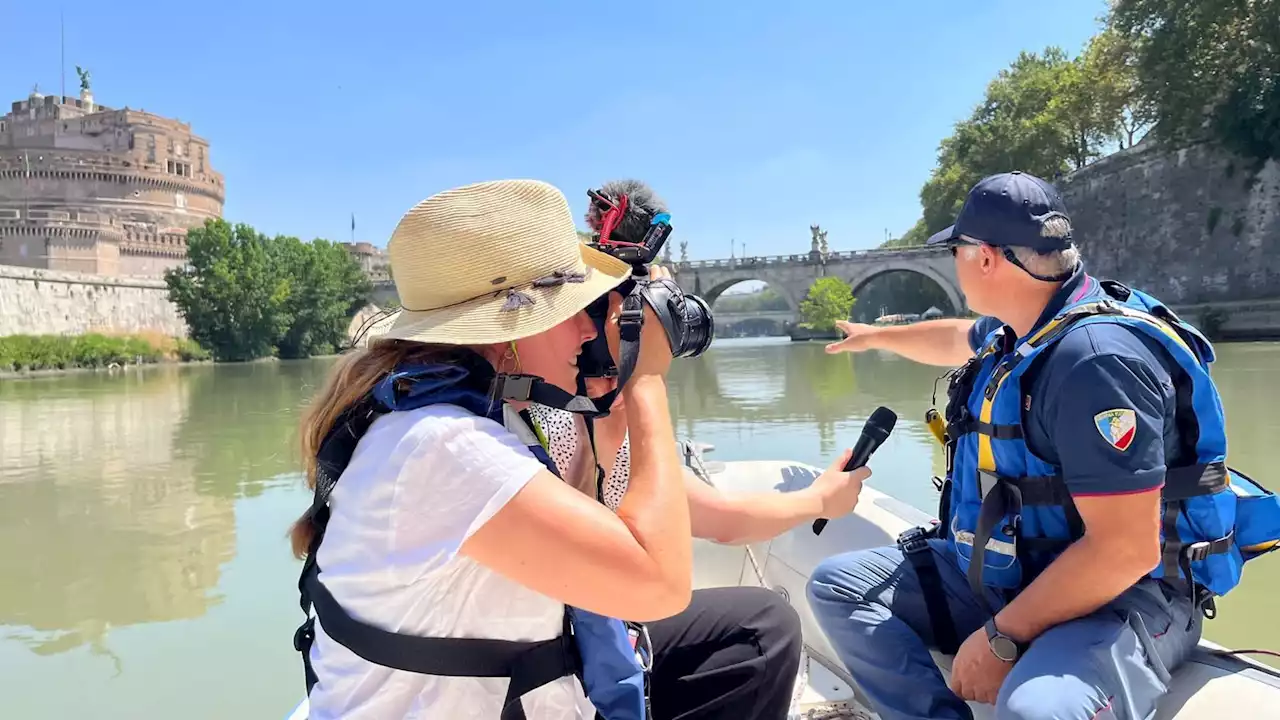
[{"xmin": 811, "ymin": 435, "xmax": 877, "ymax": 536}]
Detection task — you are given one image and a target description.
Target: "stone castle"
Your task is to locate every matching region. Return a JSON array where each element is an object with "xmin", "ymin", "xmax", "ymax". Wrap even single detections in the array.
[{"xmin": 0, "ymin": 85, "xmax": 225, "ymax": 278}]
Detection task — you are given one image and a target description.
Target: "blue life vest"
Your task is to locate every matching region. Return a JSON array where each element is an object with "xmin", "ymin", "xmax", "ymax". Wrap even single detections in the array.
[
  {"xmin": 293, "ymin": 351, "xmax": 649, "ymax": 720},
  {"xmin": 940, "ymin": 279, "xmax": 1280, "ymax": 615}
]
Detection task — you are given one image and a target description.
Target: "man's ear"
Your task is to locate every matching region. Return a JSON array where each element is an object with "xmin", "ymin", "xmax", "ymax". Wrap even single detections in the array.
[{"xmin": 981, "ymin": 244, "xmax": 999, "ymax": 274}]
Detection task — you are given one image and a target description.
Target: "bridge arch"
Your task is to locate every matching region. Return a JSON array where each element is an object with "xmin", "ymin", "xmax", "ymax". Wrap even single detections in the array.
[
  {"xmin": 702, "ymin": 277, "xmax": 803, "ymax": 314},
  {"xmin": 845, "ymin": 261, "xmax": 964, "ymax": 317}
]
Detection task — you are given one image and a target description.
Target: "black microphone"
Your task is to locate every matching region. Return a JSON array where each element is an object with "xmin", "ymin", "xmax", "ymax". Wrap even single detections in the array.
[{"xmin": 812, "ymin": 406, "xmax": 898, "ymax": 535}]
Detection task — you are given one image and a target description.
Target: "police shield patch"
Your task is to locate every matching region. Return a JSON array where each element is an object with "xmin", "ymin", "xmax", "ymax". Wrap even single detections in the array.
[{"xmin": 1094, "ymin": 408, "xmax": 1137, "ymax": 452}]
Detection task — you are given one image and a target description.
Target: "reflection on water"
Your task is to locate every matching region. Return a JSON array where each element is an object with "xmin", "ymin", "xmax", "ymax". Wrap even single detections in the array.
[
  {"xmin": 0, "ymin": 340, "xmax": 1277, "ymax": 718},
  {"xmin": 0, "ymin": 360, "xmax": 333, "ymax": 719}
]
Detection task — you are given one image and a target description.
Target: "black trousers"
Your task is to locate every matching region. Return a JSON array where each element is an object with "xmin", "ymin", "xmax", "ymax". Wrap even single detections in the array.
[{"xmin": 643, "ymin": 586, "xmax": 803, "ymax": 720}]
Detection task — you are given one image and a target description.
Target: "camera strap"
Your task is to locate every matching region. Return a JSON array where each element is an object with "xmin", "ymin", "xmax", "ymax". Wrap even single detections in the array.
[
  {"xmin": 496, "ymin": 279, "xmax": 648, "ymax": 419},
  {"xmin": 495, "ymin": 374, "xmax": 609, "ymax": 416}
]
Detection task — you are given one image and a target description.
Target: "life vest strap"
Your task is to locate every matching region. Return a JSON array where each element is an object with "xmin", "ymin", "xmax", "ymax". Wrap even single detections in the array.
[
  {"xmin": 897, "ymin": 525, "xmax": 961, "ymax": 655},
  {"xmin": 968, "ymin": 476, "xmax": 1023, "ymax": 617},
  {"xmin": 947, "ymin": 417, "xmax": 1023, "ymax": 440},
  {"xmin": 298, "ymin": 562, "xmax": 581, "ymax": 720}
]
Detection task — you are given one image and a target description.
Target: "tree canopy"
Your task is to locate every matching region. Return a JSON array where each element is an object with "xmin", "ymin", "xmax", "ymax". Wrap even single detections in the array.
[
  {"xmin": 165, "ymin": 219, "xmax": 372, "ymax": 362},
  {"xmin": 799, "ymin": 277, "xmax": 856, "ymax": 332},
  {"xmin": 882, "ymin": 0, "xmax": 1275, "ymax": 248},
  {"xmin": 1108, "ymin": 0, "xmax": 1280, "ymax": 162}
]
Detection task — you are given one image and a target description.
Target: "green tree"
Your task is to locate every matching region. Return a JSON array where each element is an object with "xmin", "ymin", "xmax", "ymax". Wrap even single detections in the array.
[
  {"xmin": 272, "ymin": 237, "xmax": 373, "ymax": 359},
  {"xmin": 917, "ymin": 48, "xmax": 1089, "ymax": 235},
  {"xmin": 1108, "ymin": 0, "xmax": 1280, "ymax": 161},
  {"xmin": 165, "ymin": 219, "xmax": 373, "ymax": 362},
  {"xmin": 165, "ymin": 219, "xmax": 292, "ymax": 362},
  {"xmin": 880, "ymin": 217, "xmax": 931, "ymax": 248},
  {"xmin": 1079, "ymin": 26, "xmax": 1155, "ymax": 150},
  {"xmin": 892, "ymin": 41, "xmax": 1147, "ymax": 247},
  {"xmin": 799, "ymin": 277, "xmax": 856, "ymax": 332}
]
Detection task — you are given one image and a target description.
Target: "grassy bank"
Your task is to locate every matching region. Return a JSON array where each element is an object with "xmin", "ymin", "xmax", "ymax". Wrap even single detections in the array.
[{"xmin": 0, "ymin": 332, "xmax": 210, "ymax": 373}]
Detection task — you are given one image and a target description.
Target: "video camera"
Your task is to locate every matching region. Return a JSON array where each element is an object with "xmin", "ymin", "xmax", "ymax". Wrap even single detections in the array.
[{"xmin": 578, "ymin": 180, "xmax": 715, "ymax": 381}]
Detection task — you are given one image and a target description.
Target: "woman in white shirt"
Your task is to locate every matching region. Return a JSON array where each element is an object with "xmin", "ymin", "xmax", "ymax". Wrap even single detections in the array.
[{"xmin": 289, "ymin": 179, "xmax": 870, "ymax": 720}]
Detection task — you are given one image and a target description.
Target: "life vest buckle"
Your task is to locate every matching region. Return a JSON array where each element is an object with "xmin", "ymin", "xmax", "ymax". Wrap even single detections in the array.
[
  {"xmin": 498, "ymin": 374, "xmax": 535, "ymax": 401},
  {"xmin": 1185, "ymin": 540, "xmax": 1212, "ymax": 562},
  {"xmin": 898, "ymin": 525, "xmax": 936, "ymax": 555},
  {"xmin": 626, "ymin": 622, "xmax": 654, "ymax": 672}
]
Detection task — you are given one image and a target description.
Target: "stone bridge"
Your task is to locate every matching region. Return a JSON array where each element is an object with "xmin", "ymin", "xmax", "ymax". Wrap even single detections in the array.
[
  {"xmin": 367, "ymin": 245, "xmax": 964, "ymax": 318},
  {"xmin": 714, "ymin": 309, "xmax": 797, "ymax": 325},
  {"xmin": 672, "ymin": 246, "xmax": 964, "ymax": 316}
]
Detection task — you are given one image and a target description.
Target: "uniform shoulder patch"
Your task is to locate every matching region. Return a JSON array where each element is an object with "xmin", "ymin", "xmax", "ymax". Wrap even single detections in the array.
[{"xmin": 1094, "ymin": 408, "xmax": 1137, "ymax": 452}]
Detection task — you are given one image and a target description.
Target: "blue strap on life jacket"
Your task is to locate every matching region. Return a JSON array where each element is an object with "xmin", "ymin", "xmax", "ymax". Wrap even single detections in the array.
[
  {"xmin": 294, "ymin": 351, "xmax": 649, "ymax": 720},
  {"xmin": 935, "ymin": 280, "xmax": 1280, "ymax": 623}
]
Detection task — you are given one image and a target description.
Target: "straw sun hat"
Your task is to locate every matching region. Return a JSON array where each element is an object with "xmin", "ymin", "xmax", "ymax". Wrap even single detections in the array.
[{"xmin": 380, "ymin": 179, "xmax": 632, "ymax": 345}]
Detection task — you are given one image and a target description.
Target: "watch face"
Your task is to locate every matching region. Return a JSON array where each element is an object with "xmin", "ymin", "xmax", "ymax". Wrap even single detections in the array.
[{"xmin": 991, "ymin": 635, "xmax": 1018, "ymax": 662}]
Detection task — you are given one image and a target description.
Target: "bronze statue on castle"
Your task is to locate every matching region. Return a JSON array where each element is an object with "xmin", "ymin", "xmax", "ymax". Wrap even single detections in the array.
[{"xmin": 76, "ymin": 66, "xmax": 92, "ymax": 93}]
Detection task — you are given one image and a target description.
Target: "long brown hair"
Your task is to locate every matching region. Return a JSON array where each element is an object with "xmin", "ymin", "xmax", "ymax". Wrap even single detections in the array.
[{"xmin": 289, "ymin": 338, "xmax": 456, "ymax": 558}]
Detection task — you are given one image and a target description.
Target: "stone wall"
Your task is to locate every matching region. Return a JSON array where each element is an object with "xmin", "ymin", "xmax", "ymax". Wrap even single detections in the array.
[
  {"xmin": 0, "ymin": 264, "xmax": 186, "ymax": 337},
  {"xmin": 1060, "ymin": 141, "xmax": 1280, "ymax": 305}
]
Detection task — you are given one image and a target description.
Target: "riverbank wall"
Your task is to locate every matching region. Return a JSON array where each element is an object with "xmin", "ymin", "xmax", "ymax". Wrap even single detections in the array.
[
  {"xmin": 1059, "ymin": 139, "xmax": 1280, "ymax": 339},
  {"xmin": 0, "ymin": 265, "xmax": 187, "ymax": 338}
]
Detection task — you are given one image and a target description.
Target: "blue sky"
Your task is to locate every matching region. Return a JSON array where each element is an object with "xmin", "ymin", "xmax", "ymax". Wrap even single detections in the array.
[{"xmin": 5, "ymin": 1, "xmax": 1105, "ymax": 260}]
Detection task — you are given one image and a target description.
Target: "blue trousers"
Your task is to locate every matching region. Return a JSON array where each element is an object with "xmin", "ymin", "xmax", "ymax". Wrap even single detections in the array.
[{"xmin": 806, "ymin": 539, "xmax": 1203, "ymax": 720}]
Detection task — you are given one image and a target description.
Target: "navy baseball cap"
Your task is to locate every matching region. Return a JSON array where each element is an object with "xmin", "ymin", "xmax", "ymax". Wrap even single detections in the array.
[{"xmin": 927, "ymin": 171, "xmax": 1073, "ymax": 252}]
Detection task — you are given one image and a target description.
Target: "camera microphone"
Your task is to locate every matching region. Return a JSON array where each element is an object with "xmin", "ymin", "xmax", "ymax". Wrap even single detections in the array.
[
  {"xmin": 585, "ymin": 179, "xmax": 672, "ymax": 266},
  {"xmin": 812, "ymin": 406, "xmax": 898, "ymax": 535}
]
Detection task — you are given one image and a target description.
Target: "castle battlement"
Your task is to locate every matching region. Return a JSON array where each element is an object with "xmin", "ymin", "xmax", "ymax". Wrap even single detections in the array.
[{"xmin": 0, "ymin": 87, "xmax": 223, "ymax": 278}]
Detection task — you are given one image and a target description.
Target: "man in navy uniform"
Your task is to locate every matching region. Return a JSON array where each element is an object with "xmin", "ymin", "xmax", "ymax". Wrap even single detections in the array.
[{"xmin": 807, "ymin": 171, "xmax": 1237, "ymax": 719}]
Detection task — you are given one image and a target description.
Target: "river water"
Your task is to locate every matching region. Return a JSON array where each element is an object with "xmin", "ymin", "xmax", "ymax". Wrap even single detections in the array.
[{"xmin": 1, "ymin": 338, "xmax": 1277, "ymax": 718}]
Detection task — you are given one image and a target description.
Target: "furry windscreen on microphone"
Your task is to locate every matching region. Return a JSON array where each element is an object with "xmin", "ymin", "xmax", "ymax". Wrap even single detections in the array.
[{"xmin": 585, "ymin": 179, "xmax": 670, "ymax": 243}]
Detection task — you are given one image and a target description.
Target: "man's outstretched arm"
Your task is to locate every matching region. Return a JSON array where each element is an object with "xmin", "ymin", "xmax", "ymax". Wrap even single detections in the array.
[{"xmin": 824, "ymin": 317, "xmax": 996, "ymax": 367}]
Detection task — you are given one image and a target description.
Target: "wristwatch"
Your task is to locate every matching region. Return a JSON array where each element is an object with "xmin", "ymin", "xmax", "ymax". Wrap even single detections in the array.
[{"xmin": 984, "ymin": 618, "xmax": 1026, "ymax": 663}]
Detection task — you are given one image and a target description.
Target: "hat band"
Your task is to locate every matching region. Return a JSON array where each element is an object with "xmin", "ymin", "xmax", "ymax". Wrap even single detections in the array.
[{"xmin": 400, "ymin": 269, "xmax": 588, "ymax": 313}]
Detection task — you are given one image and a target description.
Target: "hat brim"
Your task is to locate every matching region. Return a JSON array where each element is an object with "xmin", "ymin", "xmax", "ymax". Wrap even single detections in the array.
[
  {"xmin": 926, "ymin": 225, "xmax": 958, "ymax": 246},
  {"xmin": 377, "ymin": 244, "xmax": 632, "ymax": 346}
]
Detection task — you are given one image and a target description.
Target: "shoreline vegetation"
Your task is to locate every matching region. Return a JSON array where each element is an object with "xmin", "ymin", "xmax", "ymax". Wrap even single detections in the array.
[{"xmin": 0, "ymin": 332, "xmax": 211, "ymax": 378}]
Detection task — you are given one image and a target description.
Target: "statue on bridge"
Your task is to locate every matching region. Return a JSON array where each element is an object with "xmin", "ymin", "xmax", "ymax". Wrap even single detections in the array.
[
  {"xmin": 679, "ymin": 240, "xmax": 688, "ymax": 263},
  {"xmin": 810, "ymin": 224, "xmax": 829, "ymax": 260}
]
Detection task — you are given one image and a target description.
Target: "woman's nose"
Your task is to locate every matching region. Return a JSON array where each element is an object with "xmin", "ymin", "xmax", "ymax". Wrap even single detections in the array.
[{"xmin": 578, "ymin": 311, "xmax": 599, "ymax": 343}]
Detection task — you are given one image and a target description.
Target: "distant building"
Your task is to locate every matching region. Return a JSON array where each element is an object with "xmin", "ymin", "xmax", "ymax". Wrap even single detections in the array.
[
  {"xmin": 0, "ymin": 87, "xmax": 225, "ymax": 277},
  {"xmin": 342, "ymin": 241, "xmax": 390, "ymax": 283}
]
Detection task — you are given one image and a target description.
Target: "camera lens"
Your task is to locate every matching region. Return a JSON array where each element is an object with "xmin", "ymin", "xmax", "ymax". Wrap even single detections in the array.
[{"xmin": 673, "ymin": 293, "xmax": 715, "ymax": 358}]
